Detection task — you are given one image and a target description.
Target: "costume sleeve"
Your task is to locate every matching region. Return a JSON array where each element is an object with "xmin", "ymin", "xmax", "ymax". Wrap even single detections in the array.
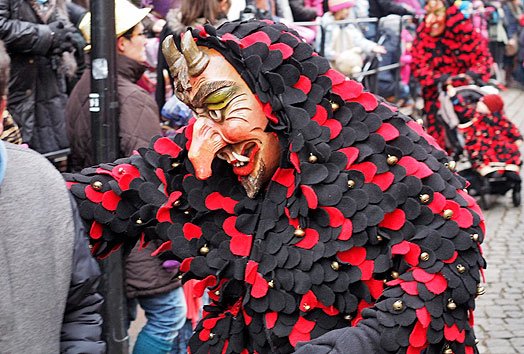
[
  {"xmin": 0, "ymin": 3, "xmax": 53, "ymax": 55},
  {"xmin": 63, "ymin": 131, "xmax": 190, "ymax": 259},
  {"xmin": 60, "ymin": 195, "xmax": 106, "ymax": 354}
]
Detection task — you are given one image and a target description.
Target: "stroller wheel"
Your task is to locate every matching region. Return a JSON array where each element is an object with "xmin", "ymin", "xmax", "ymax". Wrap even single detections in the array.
[{"xmin": 512, "ymin": 184, "xmax": 521, "ymax": 207}]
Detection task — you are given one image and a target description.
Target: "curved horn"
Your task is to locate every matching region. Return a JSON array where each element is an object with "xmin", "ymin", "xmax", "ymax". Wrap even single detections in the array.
[
  {"xmin": 162, "ymin": 34, "xmax": 191, "ymax": 99},
  {"xmin": 180, "ymin": 30, "xmax": 209, "ymax": 76},
  {"xmin": 162, "ymin": 35, "xmax": 181, "ymax": 70}
]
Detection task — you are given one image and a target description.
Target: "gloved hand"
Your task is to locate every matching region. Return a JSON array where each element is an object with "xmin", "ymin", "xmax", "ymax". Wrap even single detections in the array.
[{"xmin": 48, "ymin": 21, "xmax": 77, "ymax": 55}]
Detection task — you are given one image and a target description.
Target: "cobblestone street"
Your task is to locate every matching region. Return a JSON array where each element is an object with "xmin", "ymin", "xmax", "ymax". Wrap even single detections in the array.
[{"xmin": 473, "ymin": 88, "xmax": 524, "ymax": 354}]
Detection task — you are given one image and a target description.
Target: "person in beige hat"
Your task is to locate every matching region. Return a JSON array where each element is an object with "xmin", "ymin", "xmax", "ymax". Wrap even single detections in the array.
[{"xmin": 65, "ymin": 2, "xmax": 187, "ymax": 354}]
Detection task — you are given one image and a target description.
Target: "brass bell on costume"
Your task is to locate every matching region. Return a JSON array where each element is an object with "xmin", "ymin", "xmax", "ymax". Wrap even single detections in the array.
[
  {"xmin": 347, "ymin": 179, "xmax": 356, "ymax": 188},
  {"xmin": 447, "ymin": 299, "xmax": 457, "ymax": 310},
  {"xmin": 268, "ymin": 280, "xmax": 275, "ymax": 288},
  {"xmin": 308, "ymin": 154, "xmax": 318, "ymax": 163},
  {"xmin": 443, "ymin": 209, "xmax": 454, "ymax": 219},
  {"xmin": 344, "ymin": 315, "xmax": 352, "ymax": 321},
  {"xmin": 387, "ymin": 155, "xmax": 399, "ymax": 165},
  {"xmin": 171, "ymin": 162, "xmax": 181, "ymax": 168},
  {"xmin": 118, "ymin": 167, "xmax": 125, "ymax": 174},
  {"xmin": 419, "ymin": 194, "xmax": 430, "ymax": 204},
  {"xmin": 214, "ymin": 290, "xmax": 220, "ymax": 296},
  {"xmin": 303, "ymin": 304, "xmax": 311, "ymax": 311},
  {"xmin": 476, "ymin": 285, "xmax": 486, "ymax": 296},
  {"xmin": 135, "ymin": 218, "xmax": 143, "ymax": 225},
  {"xmin": 331, "ymin": 102, "xmax": 339, "ymax": 111},
  {"xmin": 294, "ymin": 227, "xmax": 306, "ymax": 237},
  {"xmin": 470, "ymin": 233, "xmax": 479, "ymax": 241},
  {"xmin": 392, "ymin": 300, "xmax": 403, "ymax": 310},
  {"xmin": 173, "ymin": 199, "xmax": 182, "ymax": 207},
  {"xmin": 391, "ymin": 271, "xmax": 399, "ymax": 279},
  {"xmin": 457, "ymin": 264, "xmax": 466, "ymax": 273},
  {"xmin": 446, "ymin": 160, "xmax": 456, "ymax": 172},
  {"xmin": 420, "ymin": 252, "xmax": 430, "ymax": 262},
  {"xmin": 200, "ymin": 244, "xmax": 210, "ymax": 255},
  {"xmin": 92, "ymin": 181, "xmax": 103, "ymax": 191},
  {"xmin": 331, "ymin": 261, "xmax": 340, "ymax": 270}
]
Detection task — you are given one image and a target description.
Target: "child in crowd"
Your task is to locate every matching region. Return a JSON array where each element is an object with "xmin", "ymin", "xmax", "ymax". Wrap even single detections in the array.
[
  {"xmin": 316, "ymin": 0, "xmax": 386, "ymax": 76},
  {"xmin": 451, "ymin": 91, "xmax": 523, "ymax": 178}
]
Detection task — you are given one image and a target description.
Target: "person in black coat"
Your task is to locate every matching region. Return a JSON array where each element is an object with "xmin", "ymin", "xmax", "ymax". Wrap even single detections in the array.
[
  {"xmin": 289, "ymin": 0, "xmax": 318, "ymax": 21},
  {"xmin": 0, "ymin": 0, "xmax": 80, "ymax": 153},
  {"xmin": 366, "ymin": 0, "xmax": 414, "ymax": 40}
]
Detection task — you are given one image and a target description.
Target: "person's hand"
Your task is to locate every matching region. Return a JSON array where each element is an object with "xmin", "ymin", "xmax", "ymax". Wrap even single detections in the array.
[
  {"xmin": 372, "ymin": 45, "xmax": 387, "ymax": 54},
  {"xmin": 48, "ymin": 21, "xmax": 76, "ymax": 55},
  {"xmin": 446, "ymin": 84, "xmax": 456, "ymax": 97},
  {"xmin": 152, "ymin": 19, "xmax": 166, "ymax": 34}
]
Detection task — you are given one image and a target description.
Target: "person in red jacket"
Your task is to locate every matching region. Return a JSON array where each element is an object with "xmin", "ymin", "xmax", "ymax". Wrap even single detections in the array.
[{"xmin": 411, "ymin": 0, "xmax": 493, "ymax": 151}]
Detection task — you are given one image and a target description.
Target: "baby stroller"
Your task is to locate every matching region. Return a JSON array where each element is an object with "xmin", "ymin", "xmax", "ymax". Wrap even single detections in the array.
[{"xmin": 437, "ymin": 82, "xmax": 522, "ymax": 209}]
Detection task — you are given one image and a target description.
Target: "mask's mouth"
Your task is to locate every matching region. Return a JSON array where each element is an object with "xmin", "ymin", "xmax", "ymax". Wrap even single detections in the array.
[{"xmin": 217, "ymin": 142, "xmax": 260, "ymax": 176}]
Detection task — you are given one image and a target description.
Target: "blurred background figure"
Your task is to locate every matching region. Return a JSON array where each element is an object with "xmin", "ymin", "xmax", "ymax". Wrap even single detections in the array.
[
  {"xmin": 502, "ymin": 0, "xmax": 524, "ymax": 88},
  {"xmin": 317, "ymin": 0, "xmax": 387, "ymax": 76},
  {"xmin": 66, "ymin": 2, "xmax": 187, "ymax": 354},
  {"xmin": 0, "ymin": 0, "xmax": 83, "ymax": 154}
]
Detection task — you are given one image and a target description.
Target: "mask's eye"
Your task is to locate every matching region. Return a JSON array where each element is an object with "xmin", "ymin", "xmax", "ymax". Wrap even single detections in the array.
[{"xmin": 209, "ymin": 109, "xmax": 223, "ymax": 122}]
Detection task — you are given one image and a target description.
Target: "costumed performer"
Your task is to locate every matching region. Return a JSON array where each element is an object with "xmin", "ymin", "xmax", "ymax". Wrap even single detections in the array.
[
  {"xmin": 411, "ymin": 0, "xmax": 493, "ymax": 151},
  {"xmin": 64, "ymin": 19, "xmax": 487, "ymax": 354}
]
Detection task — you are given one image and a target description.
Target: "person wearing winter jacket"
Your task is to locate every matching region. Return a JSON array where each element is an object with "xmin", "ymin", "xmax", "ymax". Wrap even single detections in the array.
[
  {"xmin": 0, "ymin": 0, "xmax": 81, "ymax": 153},
  {"xmin": 0, "ymin": 40, "xmax": 105, "ymax": 354},
  {"xmin": 289, "ymin": 0, "xmax": 318, "ymax": 21},
  {"xmin": 366, "ymin": 0, "xmax": 414, "ymax": 39}
]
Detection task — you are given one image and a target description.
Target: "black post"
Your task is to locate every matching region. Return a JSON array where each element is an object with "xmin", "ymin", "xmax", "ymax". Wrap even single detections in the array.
[{"xmin": 89, "ymin": 1, "xmax": 127, "ymax": 353}]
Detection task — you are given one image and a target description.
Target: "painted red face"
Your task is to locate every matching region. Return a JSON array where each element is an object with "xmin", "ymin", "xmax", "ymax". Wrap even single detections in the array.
[
  {"xmin": 186, "ymin": 48, "xmax": 281, "ymax": 198},
  {"xmin": 425, "ymin": 0, "xmax": 447, "ymax": 37}
]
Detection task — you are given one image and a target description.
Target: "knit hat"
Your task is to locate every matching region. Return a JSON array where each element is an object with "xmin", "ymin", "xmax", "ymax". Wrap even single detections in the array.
[
  {"xmin": 481, "ymin": 94, "xmax": 504, "ymax": 113},
  {"xmin": 328, "ymin": 0, "xmax": 354, "ymax": 12}
]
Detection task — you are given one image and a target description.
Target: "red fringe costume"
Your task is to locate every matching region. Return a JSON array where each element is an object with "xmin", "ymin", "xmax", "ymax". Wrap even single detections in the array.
[
  {"xmin": 411, "ymin": 3, "xmax": 493, "ymax": 150},
  {"xmin": 65, "ymin": 20, "xmax": 486, "ymax": 354}
]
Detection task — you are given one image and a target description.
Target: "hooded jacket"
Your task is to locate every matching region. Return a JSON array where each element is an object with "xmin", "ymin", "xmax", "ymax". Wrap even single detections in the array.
[
  {"xmin": 66, "ymin": 20, "xmax": 486, "ymax": 354},
  {"xmin": 410, "ymin": 4, "xmax": 493, "ymax": 151},
  {"xmin": 65, "ymin": 53, "xmax": 161, "ymax": 172},
  {"xmin": 0, "ymin": 0, "xmax": 73, "ymax": 153}
]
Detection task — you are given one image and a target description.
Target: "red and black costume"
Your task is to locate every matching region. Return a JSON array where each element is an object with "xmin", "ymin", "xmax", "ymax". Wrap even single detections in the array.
[
  {"xmin": 453, "ymin": 96, "xmax": 522, "ymax": 175},
  {"xmin": 65, "ymin": 20, "xmax": 486, "ymax": 354},
  {"xmin": 411, "ymin": 3, "xmax": 493, "ymax": 150}
]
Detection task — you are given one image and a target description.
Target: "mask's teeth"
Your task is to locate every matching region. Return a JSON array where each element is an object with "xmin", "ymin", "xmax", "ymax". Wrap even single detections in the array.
[{"xmin": 232, "ymin": 150, "xmax": 250, "ymax": 162}]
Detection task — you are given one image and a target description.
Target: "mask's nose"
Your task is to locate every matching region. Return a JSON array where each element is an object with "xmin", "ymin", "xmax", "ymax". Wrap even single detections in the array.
[{"xmin": 187, "ymin": 118, "xmax": 227, "ymax": 180}]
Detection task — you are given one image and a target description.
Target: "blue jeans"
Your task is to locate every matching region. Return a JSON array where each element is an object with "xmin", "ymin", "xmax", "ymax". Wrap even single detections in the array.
[{"xmin": 128, "ymin": 287, "xmax": 187, "ymax": 353}]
